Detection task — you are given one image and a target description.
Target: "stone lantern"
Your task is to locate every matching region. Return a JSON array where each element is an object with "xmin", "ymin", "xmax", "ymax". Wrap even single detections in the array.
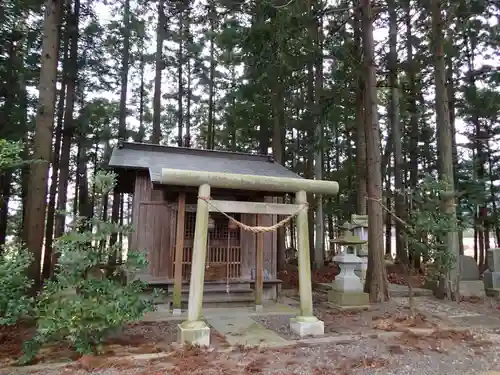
[
  {"xmin": 331, "ymin": 222, "xmax": 353, "ymax": 256},
  {"xmin": 329, "ymin": 232, "xmax": 370, "ymax": 310},
  {"xmin": 350, "ymin": 214, "xmax": 369, "ymax": 283}
]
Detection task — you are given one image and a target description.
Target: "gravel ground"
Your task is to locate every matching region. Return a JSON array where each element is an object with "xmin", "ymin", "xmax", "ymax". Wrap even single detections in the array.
[
  {"xmin": 3, "ymin": 294, "xmax": 500, "ymax": 374},
  {"xmin": 12, "ymin": 331, "xmax": 500, "ymax": 375},
  {"xmin": 254, "ymin": 300, "xmax": 441, "ymax": 340}
]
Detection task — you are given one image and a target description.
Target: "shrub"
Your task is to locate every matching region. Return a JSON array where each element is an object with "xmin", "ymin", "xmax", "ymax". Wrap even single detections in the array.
[
  {"xmin": 0, "ymin": 244, "xmax": 34, "ymax": 326},
  {"xmin": 20, "ymin": 171, "xmax": 160, "ymax": 363}
]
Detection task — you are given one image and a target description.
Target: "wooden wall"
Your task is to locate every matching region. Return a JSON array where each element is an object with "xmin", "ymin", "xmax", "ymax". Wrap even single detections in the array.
[
  {"xmin": 130, "ymin": 172, "xmax": 175, "ymax": 278},
  {"xmin": 129, "ymin": 171, "xmax": 279, "ymax": 281}
]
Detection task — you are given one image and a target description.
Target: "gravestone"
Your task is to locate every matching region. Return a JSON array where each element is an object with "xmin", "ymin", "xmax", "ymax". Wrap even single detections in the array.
[
  {"xmin": 483, "ymin": 248, "xmax": 500, "ymax": 297},
  {"xmin": 460, "ymin": 255, "xmax": 480, "ymax": 280},
  {"xmin": 459, "ymin": 255, "xmax": 485, "ymax": 298}
]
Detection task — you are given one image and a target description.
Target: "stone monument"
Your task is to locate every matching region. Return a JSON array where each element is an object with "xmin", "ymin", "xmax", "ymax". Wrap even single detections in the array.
[
  {"xmin": 483, "ymin": 248, "xmax": 500, "ymax": 297},
  {"xmin": 459, "ymin": 255, "xmax": 485, "ymax": 298},
  {"xmin": 328, "ymin": 230, "xmax": 370, "ymax": 310},
  {"xmin": 350, "ymin": 214, "xmax": 369, "ymax": 284}
]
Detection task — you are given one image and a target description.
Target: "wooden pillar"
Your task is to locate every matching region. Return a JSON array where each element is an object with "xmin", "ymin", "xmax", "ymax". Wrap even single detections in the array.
[
  {"xmin": 187, "ymin": 184, "xmax": 210, "ymax": 322},
  {"xmin": 172, "ymin": 192, "xmax": 186, "ymax": 313},
  {"xmin": 295, "ymin": 190, "xmax": 314, "ymax": 317},
  {"xmin": 255, "ymin": 214, "xmax": 264, "ymax": 310}
]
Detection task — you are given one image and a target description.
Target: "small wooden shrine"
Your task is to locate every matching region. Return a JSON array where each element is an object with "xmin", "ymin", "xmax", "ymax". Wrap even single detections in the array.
[
  {"xmin": 109, "ymin": 141, "xmax": 340, "ymax": 345},
  {"xmin": 108, "ymin": 142, "xmax": 302, "ymax": 299}
]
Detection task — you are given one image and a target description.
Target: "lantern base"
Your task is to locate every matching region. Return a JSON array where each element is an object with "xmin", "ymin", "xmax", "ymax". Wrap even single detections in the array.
[{"xmin": 327, "ymin": 290, "xmax": 370, "ymax": 310}]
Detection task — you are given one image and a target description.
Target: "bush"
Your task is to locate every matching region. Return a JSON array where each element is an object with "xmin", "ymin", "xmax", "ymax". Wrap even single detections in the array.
[
  {"xmin": 20, "ymin": 171, "xmax": 160, "ymax": 363},
  {"xmin": 0, "ymin": 244, "xmax": 34, "ymax": 326}
]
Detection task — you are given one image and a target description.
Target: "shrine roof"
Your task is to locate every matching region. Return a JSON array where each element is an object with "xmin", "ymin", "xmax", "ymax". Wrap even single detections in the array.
[{"xmin": 109, "ymin": 141, "xmax": 302, "ymax": 185}]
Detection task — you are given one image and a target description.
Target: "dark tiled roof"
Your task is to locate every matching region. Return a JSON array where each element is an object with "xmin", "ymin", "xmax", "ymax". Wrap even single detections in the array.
[{"xmin": 109, "ymin": 142, "xmax": 302, "ymax": 184}]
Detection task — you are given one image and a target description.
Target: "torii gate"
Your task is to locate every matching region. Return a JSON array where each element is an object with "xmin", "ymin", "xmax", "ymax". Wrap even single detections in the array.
[{"xmin": 159, "ymin": 168, "xmax": 339, "ymax": 346}]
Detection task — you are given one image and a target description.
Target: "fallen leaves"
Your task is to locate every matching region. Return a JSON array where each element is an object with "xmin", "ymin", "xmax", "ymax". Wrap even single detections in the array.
[
  {"xmin": 372, "ymin": 312, "xmax": 438, "ymax": 331},
  {"xmin": 0, "ymin": 323, "xmax": 34, "ymax": 365},
  {"xmin": 334, "ymin": 356, "xmax": 389, "ymax": 375},
  {"xmin": 388, "ymin": 328, "xmax": 491, "ymax": 355},
  {"xmin": 386, "ymin": 263, "xmax": 425, "ymax": 287},
  {"xmin": 279, "ymin": 264, "xmax": 340, "ymax": 289}
]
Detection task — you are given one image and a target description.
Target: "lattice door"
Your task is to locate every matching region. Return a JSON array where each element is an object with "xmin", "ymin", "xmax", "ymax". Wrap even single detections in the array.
[{"xmin": 171, "ymin": 211, "xmax": 242, "ymax": 280}]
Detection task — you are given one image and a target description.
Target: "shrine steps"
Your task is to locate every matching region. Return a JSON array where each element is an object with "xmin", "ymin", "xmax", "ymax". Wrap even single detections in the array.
[
  {"xmin": 141, "ymin": 279, "xmax": 282, "ymax": 308},
  {"xmin": 167, "ymin": 284, "xmax": 256, "ymax": 308}
]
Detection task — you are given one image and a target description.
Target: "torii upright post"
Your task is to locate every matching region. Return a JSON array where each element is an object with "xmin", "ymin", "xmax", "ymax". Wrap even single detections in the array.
[
  {"xmin": 289, "ymin": 190, "xmax": 325, "ymax": 336},
  {"xmin": 177, "ymin": 183, "xmax": 211, "ymax": 346}
]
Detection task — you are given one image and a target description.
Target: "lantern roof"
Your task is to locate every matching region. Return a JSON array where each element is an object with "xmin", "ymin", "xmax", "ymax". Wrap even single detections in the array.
[
  {"xmin": 330, "ymin": 233, "xmax": 367, "ymax": 245},
  {"xmin": 338, "ymin": 221, "xmax": 353, "ymax": 230}
]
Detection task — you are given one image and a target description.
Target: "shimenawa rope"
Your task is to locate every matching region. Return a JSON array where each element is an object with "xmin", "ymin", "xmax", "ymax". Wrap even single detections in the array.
[{"xmin": 198, "ymin": 196, "xmax": 308, "ymax": 234}]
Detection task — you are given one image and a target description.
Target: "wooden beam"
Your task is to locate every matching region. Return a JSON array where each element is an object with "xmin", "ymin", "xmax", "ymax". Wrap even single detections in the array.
[
  {"xmin": 160, "ymin": 168, "xmax": 339, "ymax": 195},
  {"xmin": 255, "ymin": 214, "xmax": 264, "ymax": 308},
  {"xmin": 208, "ymin": 200, "xmax": 302, "ymax": 215},
  {"xmin": 172, "ymin": 192, "xmax": 186, "ymax": 311}
]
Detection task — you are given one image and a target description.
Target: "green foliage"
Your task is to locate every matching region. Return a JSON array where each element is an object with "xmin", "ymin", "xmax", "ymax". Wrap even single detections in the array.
[
  {"xmin": 0, "ymin": 243, "xmax": 34, "ymax": 326},
  {"xmin": 20, "ymin": 171, "xmax": 159, "ymax": 364},
  {"xmin": 406, "ymin": 175, "xmax": 464, "ymax": 279},
  {"xmin": 0, "ymin": 139, "xmax": 23, "ymax": 170}
]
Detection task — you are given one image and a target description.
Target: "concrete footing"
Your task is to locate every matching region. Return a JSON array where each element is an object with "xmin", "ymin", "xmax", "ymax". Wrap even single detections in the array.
[
  {"xmin": 177, "ymin": 320, "xmax": 210, "ymax": 346},
  {"xmin": 327, "ymin": 289, "xmax": 370, "ymax": 310},
  {"xmin": 255, "ymin": 304, "xmax": 263, "ymax": 312},
  {"xmin": 290, "ymin": 316, "xmax": 324, "ymax": 337}
]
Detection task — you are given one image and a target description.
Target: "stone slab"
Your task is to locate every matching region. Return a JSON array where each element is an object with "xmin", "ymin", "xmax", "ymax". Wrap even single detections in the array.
[
  {"xmin": 142, "ymin": 302, "xmax": 298, "ymax": 322},
  {"xmin": 450, "ymin": 315, "xmax": 500, "ymax": 329},
  {"xmin": 206, "ymin": 315, "xmax": 287, "ymax": 347},
  {"xmin": 328, "ymin": 289, "xmax": 370, "ymax": 309},
  {"xmin": 460, "ymin": 280, "xmax": 486, "ymax": 298},
  {"xmin": 392, "ymin": 297, "xmax": 481, "ymax": 318},
  {"xmin": 389, "ymin": 283, "xmax": 433, "ymax": 297}
]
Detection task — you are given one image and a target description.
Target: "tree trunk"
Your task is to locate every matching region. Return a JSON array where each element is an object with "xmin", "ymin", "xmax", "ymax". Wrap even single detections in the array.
[
  {"xmin": 109, "ymin": 0, "xmax": 130, "ymax": 257},
  {"xmin": 186, "ymin": 57, "xmax": 191, "ymax": 146},
  {"xmin": 137, "ymin": 39, "xmax": 146, "ymax": 142},
  {"xmin": 151, "ymin": 0, "xmax": 165, "ymax": 144},
  {"xmin": 354, "ymin": 3, "xmax": 367, "ymax": 215},
  {"xmin": 431, "ymin": 0, "xmax": 460, "ymax": 299},
  {"xmin": 176, "ymin": 8, "xmax": 184, "ymax": 147},
  {"xmin": 272, "ymin": 73, "xmax": 286, "ymax": 272},
  {"xmin": 0, "ymin": 34, "xmax": 15, "ymax": 249},
  {"xmin": 313, "ymin": 9, "xmax": 324, "ymax": 268},
  {"xmin": 0, "ymin": 172, "xmax": 12, "ymax": 248},
  {"xmin": 361, "ymin": 0, "xmax": 389, "ymax": 302},
  {"xmin": 23, "ymin": 0, "xmax": 63, "ymax": 289},
  {"xmin": 388, "ymin": 0, "xmax": 406, "ymax": 263},
  {"xmin": 207, "ymin": 1, "xmax": 216, "ymax": 149},
  {"xmin": 464, "ymin": 32, "xmax": 487, "ymax": 267},
  {"xmin": 54, "ymin": 0, "xmax": 80, "ymax": 244},
  {"xmin": 43, "ymin": 14, "xmax": 69, "ymax": 279}
]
